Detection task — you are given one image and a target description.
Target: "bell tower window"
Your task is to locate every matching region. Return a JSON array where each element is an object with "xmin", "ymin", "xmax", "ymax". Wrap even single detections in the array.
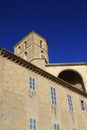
[
  {"xmin": 18, "ymin": 46, "xmax": 21, "ymax": 53},
  {"xmin": 40, "ymin": 51, "xmax": 45, "ymax": 59},
  {"xmin": 24, "ymin": 51, "xmax": 27, "ymax": 60}
]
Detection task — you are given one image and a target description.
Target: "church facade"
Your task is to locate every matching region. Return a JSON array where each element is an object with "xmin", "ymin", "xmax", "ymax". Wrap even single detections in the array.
[{"xmin": 0, "ymin": 31, "xmax": 87, "ymax": 130}]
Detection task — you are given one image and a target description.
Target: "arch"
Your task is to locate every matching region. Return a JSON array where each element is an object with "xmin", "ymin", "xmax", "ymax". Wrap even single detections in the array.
[
  {"xmin": 24, "ymin": 41, "xmax": 27, "ymax": 49},
  {"xmin": 58, "ymin": 69, "xmax": 85, "ymax": 92},
  {"xmin": 24, "ymin": 51, "xmax": 27, "ymax": 60},
  {"xmin": 40, "ymin": 51, "xmax": 45, "ymax": 59}
]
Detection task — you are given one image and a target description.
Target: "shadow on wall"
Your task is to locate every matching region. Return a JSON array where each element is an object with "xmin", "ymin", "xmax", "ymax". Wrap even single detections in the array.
[{"xmin": 58, "ymin": 69, "xmax": 86, "ymax": 92}]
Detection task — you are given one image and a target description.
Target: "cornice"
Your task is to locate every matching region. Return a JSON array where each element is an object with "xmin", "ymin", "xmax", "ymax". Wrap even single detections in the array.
[
  {"xmin": 0, "ymin": 47, "xmax": 87, "ymax": 98},
  {"xmin": 46, "ymin": 63, "xmax": 87, "ymax": 66}
]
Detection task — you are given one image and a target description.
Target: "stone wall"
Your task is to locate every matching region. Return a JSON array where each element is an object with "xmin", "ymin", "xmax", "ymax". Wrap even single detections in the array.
[{"xmin": 0, "ymin": 56, "xmax": 87, "ymax": 130}]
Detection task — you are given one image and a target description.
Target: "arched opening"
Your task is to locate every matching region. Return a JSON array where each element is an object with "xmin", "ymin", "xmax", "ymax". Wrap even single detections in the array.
[
  {"xmin": 24, "ymin": 41, "xmax": 27, "ymax": 49},
  {"xmin": 17, "ymin": 46, "xmax": 21, "ymax": 53},
  {"xmin": 24, "ymin": 51, "xmax": 27, "ymax": 60},
  {"xmin": 40, "ymin": 51, "xmax": 45, "ymax": 59},
  {"xmin": 58, "ymin": 69, "xmax": 85, "ymax": 92}
]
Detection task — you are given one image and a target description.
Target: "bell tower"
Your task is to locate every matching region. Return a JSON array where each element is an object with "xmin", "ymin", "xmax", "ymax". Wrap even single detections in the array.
[{"xmin": 14, "ymin": 31, "xmax": 49, "ymax": 67}]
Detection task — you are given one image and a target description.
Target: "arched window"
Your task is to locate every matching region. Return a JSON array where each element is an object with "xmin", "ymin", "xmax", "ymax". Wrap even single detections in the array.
[
  {"xmin": 24, "ymin": 51, "xmax": 27, "ymax": 60},
  {"xmin": 40, "ymin": 53, "xmax": 45, "ymax": 59},
  {"xmin": 40, "ymin": 51, "xmax": 45, "ymax": 59},
  {"xmin": 24, "ymin": 41, "xmax": 27, "ymax": 49},
  {"xmin": 58, "ymin": 69, "xmax": 85, "ymax": 92}
]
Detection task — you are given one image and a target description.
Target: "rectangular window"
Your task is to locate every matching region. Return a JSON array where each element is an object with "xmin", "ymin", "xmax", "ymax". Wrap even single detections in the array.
[
  {"xmin": 73, "ymin": 128, "xmax": 77, "ymax": 130},
  {"xmin": 29, "ymin": 77, "xmax": 36, "ymax": 91},
  {"xmin": 29, "ymin": 118, "xmax": 36, "ymax": 130},
  {"xmin": 67, "ymin": 94, "xmax": 73, "ymax": 111},
  {"xmin": 80, "ymin": 100, "xmax": 85, "ymax": 110},
  {"xmin": 50, "ymin": 87, "xmax": 57, "ymax": 106},
  {"xmin": 54, "ymin": 124, "xmax": 60, "ymax": 130}
]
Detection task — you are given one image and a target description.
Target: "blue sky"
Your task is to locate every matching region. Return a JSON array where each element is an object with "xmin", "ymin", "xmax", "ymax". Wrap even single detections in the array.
[{"xmin": 0, "ymin": 0, "xmax": 87, "ymax": 63}]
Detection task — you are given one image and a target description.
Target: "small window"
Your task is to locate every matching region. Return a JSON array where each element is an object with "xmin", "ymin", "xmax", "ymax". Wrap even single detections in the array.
[
  {"xmin": 80, "ymin": 100, "xmax": 85, "ymax": 110},
  {"xmin": 40, "ymin": 40, "xmax": 42, "ymax": 48},
  {"xmin": 50, "ymin": 87, "xmax": 57, "ymax": 106},
  {"xmin": 54, "ymin": 124, "xmax": 60, "ymax": 130},
  {"xmin": 29, "ymin": 118, "xmax": 36, "ymax": 130},
  {"xmin": 67, "ymin": 94, "xmax": 73, "ymax": 111},
  {"xmin": 73, "ymin": 128, "xmax": 77, "ymax": 130},
  {"xmin": 29, "ymin": 77, "xmax": 36, "ymax": 91}
]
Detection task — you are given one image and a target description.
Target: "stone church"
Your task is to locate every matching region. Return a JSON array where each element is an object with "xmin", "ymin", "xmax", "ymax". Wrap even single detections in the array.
[{"xmin": 0, "ymin": 31, "xmax": 87, "ymax": 130}]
